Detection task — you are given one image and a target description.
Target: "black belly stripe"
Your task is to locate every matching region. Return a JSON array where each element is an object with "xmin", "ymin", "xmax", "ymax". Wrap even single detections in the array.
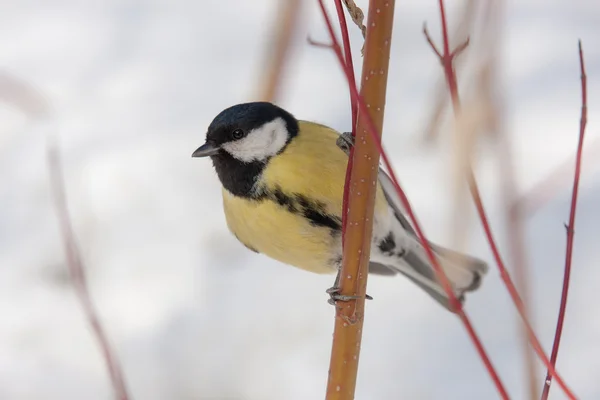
[
  {"xmin": 259, "ymin": 186, "xmax": 342, "ymax": 232},
  {"xmin": 296, "ymin": 194, "xmax": 341, "ymax": 231},
  {"xmin": 271, "ymin": 187, "xmax": 299, "ymax": 213}
]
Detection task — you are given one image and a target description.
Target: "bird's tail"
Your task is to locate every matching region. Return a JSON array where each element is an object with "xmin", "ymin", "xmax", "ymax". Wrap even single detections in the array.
[
  {"xmin": 388, "ymin": 238, "xmax": 488, "ymax": 312},
  {"xmin": 374, "ymin": 168, "xmax": 488, "ymax": 311}
]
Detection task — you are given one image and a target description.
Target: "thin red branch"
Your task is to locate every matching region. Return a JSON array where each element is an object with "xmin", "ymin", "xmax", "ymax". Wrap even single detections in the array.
[
  {"xmin": 422, "ymin": 24, "xmax": 442, "ymax": 59},
  {"xmin": 540, "ymin": 39, "xmax": 588, "ymax": 400},
  {"xmin": 438, "ymin": 0, "xmax": 451, "ymax": 58},
  {"xmin": 316, "ymin": 2, "xmax": 509, "ymax": 397},
  {"xmin": 48, "ymin": 144, "xmax": 130, "ymax": 400},
  {"xmin": 468, "ymin": 178, "xmax": 575, "ymax": 399},
  {"xmin": 425, "ymin": 1, "xmax": 577, "ymax": 398},
  {"xmin": 334, "ymin": 0, "xmax": 358, "ymax": 131},
  {"xmin": 450, "ymin": 37, "xmax": 470, "ymax": 58},
  {"xmin": 333, "ymin": 0, "xmax": 358, "ymax": 243}
]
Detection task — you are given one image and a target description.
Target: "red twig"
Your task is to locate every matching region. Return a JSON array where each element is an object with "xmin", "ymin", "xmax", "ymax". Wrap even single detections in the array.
[
  {"xmin": 540, "ymin": 40, "xmax": 587, "ymax": 400},
  {"xmin": 315, "ymin": 1, "xmax": 509, "ymax": 397},
  {"xmin": 334, "ymin": 0, "xmax": 358, "ymax": 131},
  {"xmin": 425, "ymin": 1, "xmax": 577, "ymax": 398},
  {"xmin": 48, "ymin": 144, "xmax": 130, "ymax": 400},
  {"xmin": 333, "ymin": 0, "xmax": 358, "ymax": 243},
  {"xmin": 468, "ymin": 181, "xmax": 576, "ymax": 400}
]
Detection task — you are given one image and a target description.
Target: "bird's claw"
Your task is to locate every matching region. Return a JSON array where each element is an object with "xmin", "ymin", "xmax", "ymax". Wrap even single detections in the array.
[
  {"xmin": 336, "ymin": 132, "xmax": 355, "ymax": 156},
  {"xmin": 327, "ymin": 258, "xmax": 372, "ymax": 305},
  {"xmin": 326, "ymin": 286, "xmax": 373, "ymax": 305}
]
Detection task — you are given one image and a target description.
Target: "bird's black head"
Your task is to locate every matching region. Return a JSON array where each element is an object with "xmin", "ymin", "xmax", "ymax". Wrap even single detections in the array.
[
  {"xmin": 192, "ymin": 102, "xmax": 299, "ymax": 162},
  {"xmin": 192, "ymin": 102, "xmax": 299, "ymax": 197}
]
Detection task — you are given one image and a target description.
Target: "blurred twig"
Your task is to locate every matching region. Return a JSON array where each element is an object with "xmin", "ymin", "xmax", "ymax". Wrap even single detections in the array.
[
  {"xmin": 422, "ymin": 0, "xmax": 480, "ymax": 266},
  {"xmin": 540, "ymin": 40, "xmax": 588, "ymax": 400},
  {"xmin": 421, "ymin": 0, "xmax": 478, "ymax": 145},
  {"xmin": 0, "ymin": 71, "xmax": 130, "ymax": 400},
  {"xmin": 315, "ymin": 1, "xmax": 508, "ymax": 397},
  {"xmin": 515, "ymin": 136, "xmax": 600, "ymax": 215},
  {"xmin": 0, "ymin": 71, "xmax": 49, "ymax": 117},
  {"xmin": 478, "ymin": 1, "xmax": 539, "ymax": 397},
  {"xmin": 48, "ymin": 143, "xmax": 130, "ymax": 400},
  {"xmin": 254, "ymin": 0, "xmax": 302, "ymax": 102},
  {"xmin": 425, "ymin": 1, "xmax": 576, "ymax": 398}
]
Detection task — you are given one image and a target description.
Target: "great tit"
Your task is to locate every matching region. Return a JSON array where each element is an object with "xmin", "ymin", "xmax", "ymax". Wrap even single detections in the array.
[{"xmin": 192, "ymin": 102, "xmax": 488, "ymax": 311}]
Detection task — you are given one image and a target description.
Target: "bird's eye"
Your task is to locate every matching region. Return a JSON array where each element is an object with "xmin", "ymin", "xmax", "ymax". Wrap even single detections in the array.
[{"xmin": 232, "ymin": 129, "xmax": 245, "ymax": 140}]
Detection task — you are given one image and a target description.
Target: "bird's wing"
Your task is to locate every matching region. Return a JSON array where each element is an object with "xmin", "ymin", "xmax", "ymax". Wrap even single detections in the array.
[
  {"xmin": 369, "ymin": 262, "xmax": 399, "ymax": 275},
  {"xmin": 377, "ymin": 168, "xmax": 417, "ymax": 236},
  {"xmin": 262, "ymin": 121, "xmax": 349, "ymax": 220}
]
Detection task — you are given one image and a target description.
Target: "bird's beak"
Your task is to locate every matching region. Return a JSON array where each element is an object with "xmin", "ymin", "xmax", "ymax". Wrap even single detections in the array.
[{"xmin": 192, "ymin": 142, "xmax": 220, "ymax": 158}]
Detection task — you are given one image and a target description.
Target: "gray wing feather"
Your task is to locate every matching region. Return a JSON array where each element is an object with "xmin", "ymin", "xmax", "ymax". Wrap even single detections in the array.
[
  {"xmin": 378, "ymin": 168, "xmax": 416, "ymax": 236},
  {"xmin": 399, "ymin": 267, "xmax": 464, "ymax": 312},
  {"xmin": 339, "ymin": 145, "xmax": 484, "ymax": 311},
  {"xmin": 369, "ymin": 262, "xmax": 399, "ymax": 276}
]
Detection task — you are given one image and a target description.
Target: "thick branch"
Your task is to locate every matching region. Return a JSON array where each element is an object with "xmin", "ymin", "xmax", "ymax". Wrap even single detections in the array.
[
  {"xmin": 324, "ymin": 1, "xmax": 396, "ymax": 399},
  {"xmin": 317, "ymin": 1, "xmax": 507, "ymax": 397}
]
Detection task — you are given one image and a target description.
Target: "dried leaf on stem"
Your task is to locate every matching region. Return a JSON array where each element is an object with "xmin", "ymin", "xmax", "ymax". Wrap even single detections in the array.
[
  {"xmin": 342, "ymin": 0, "xmax": 366, "ymax": 39},
  {"xmin": 341, "ymin": 0, "xmax": 366, "ymax": 55}
]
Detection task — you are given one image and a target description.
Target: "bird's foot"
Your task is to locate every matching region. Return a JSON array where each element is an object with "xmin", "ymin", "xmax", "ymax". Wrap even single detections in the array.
[
  {"xmin": 326, "ymin": 286, "xmax": 373, "ymax": 305},
  {"xmin": 336, "ymin": 132, "xmax": 355, "ymax": 156}
]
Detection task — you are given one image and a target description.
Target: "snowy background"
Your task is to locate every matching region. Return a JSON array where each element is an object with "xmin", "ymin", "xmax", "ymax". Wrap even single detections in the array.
[{"xmin": 0, "ymin": 0, "xmax": 599, "ymax": 399}]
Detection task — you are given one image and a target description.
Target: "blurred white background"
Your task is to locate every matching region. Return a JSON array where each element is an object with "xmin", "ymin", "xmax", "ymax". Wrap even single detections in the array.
[{"xmin": 0, "ymin": 0, "xmax": 599, "ymax": 399}]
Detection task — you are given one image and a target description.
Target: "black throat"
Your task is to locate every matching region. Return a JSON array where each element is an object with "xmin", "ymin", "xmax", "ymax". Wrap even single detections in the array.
[{"xmin": 210, "ymin": 151, "xmax": 266, "ymax": 198}]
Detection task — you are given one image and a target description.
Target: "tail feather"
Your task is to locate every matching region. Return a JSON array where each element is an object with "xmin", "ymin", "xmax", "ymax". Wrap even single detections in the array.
[
  {"xmin": 389, "ymin": 240, "xmax": 488, "ymax": 312},
  {"xmin": 396, "ymin": 264, "xmax": 460, "ymax": 311},
  {"xmin": 425, "ymin": 241, "xmax": 488, "ymax": 291},
  {"xmin": 376, "ymin": 166, "xmax": 488, "ymax": 311}
]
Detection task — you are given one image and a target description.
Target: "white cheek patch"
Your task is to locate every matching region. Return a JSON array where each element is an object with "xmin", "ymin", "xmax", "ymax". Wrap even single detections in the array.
[{"xmin": 222, "ymin": 117, "xmax": 289, "ymax": 162}]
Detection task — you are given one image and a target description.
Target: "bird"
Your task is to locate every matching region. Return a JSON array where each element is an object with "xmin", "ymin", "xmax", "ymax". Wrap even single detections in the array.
[{"xmin": 192, "ymin": 101, "xmax": 488, "ymax": 311}]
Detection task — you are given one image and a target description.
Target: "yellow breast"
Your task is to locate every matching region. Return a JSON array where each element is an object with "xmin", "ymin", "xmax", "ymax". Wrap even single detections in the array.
[
  {"xmin": 221, "ymin": 120, "xmax": 388, "ymax": 274},
  {"xmin": 222, "ymin": 189, "xmax": 338, "ymax": 273}
]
